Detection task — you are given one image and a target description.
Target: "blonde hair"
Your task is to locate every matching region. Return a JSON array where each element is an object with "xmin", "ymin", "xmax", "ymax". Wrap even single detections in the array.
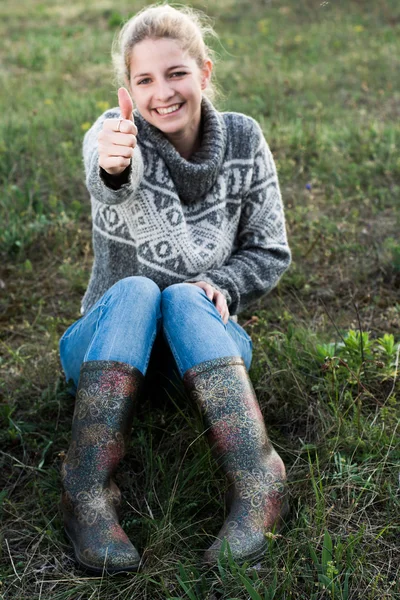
[{"xmin": 112, "ymin": 3, "xmax": 219, "ymax": 101}]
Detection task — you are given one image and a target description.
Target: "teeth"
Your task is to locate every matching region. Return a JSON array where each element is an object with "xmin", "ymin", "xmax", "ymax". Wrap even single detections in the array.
[{"xmin": 156, "ymin": 104, "xmax": 181, "ymax": 115}]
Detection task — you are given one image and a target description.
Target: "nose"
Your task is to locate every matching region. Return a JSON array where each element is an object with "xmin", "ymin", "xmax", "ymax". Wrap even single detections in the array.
[{"xmin": 154, "ymin": 78, "xmax": 175, "ymax": 103}]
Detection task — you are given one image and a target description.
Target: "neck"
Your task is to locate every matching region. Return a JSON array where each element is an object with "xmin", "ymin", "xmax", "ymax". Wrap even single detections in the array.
[
  {"xmin": 169, "ymin": 133, "xmax": 200, "ymax": 159},
  {"xmin": 165, "ymin": 112, "xmax": 202, "ymax": 160}
]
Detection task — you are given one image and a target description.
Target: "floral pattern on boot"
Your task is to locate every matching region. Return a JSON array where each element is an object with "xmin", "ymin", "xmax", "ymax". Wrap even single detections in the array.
[
  {"xmin": 183, "ymin": 356, "xmax": 288, "ymax": 565},
  {"xmin": 61, "ymin": 360, "xmax": 143, "ymax": 573}
]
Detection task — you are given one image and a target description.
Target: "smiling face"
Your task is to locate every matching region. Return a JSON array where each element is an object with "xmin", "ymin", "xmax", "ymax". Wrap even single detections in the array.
[{"xmin": 128, "ymin": 37, "xmax": 212, "ymax": 148}]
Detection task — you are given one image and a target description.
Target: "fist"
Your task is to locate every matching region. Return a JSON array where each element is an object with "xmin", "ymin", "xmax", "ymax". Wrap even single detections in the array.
[{"xmin": 98, "ymin": 87, "xmax": 138, "ymax": 175}]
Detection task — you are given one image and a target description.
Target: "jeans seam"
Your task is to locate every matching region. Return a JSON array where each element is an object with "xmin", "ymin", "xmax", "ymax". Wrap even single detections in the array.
[
  {"xmin": 60, "ymin": 302, "xmax": 108, "ymax": 343},
  {"xmin": 83, "ymin": 303, "xmax": 107, "ymax": 362},
  {"xmin": 228, "ymin": 320, "xmax": 252, "ymax": 345},
  {"xmin": 162, "ymin": 326, "xmax": 185, "ymax": 377},
  {"xmin": 235, "ymin": 332, "xmax": 252, "ymax": 344},
  {"xmin": 141, "ymin": 315, "xmax": 162, "ymax": 374}
]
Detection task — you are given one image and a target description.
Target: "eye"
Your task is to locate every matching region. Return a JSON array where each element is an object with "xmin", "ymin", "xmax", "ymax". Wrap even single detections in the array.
[
  {"xmin": 137, "ymin": 78, "xmax": 151, "ymax": 85},
  {"xmin": 170, "ymin": 71, "xmax": 187, "ymax": 78}
]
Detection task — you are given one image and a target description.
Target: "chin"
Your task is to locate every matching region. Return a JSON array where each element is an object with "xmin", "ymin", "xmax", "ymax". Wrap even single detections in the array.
[{"xmin": 156, "ymin": 120, "xmax": 187, "ymax": 135}]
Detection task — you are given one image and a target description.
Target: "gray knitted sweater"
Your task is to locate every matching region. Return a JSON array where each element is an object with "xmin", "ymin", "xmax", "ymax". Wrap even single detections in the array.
[{"xmin": 81, "ymin": 97, "xmax": 291, "ymax": 316}]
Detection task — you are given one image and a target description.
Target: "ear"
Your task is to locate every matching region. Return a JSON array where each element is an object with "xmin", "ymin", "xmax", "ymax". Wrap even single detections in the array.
[{"xmin": 201, "ymin": 58, "xmax": 213, "ymax": 90}]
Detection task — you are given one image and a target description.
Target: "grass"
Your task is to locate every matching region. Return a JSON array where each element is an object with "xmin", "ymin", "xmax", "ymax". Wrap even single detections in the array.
[{"xmin": 0, "ymin": 0, "xmax": 399, "ymax": 598}]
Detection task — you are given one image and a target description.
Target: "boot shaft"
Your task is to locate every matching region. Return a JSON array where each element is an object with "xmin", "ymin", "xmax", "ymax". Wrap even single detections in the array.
[
  {"xmin": 183, "ymin": 356, "xmax": 287, "ymax": 565},
  {"xmin": 184, "ymin": 356, "xmax": 275, "ymax": 470},
  {"xmin": 62, "ymin": 360, "xmax": 144, "ymax": 494}
]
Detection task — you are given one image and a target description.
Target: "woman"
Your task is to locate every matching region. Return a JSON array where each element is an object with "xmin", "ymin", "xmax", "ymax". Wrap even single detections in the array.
[{"xmin": 60, "ymin": 3, "xmax": 291, "ymax": 574}]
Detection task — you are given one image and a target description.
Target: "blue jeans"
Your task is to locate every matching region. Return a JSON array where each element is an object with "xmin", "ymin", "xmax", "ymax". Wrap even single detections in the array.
[{"xmin": 59, "ymin": 277, "xmax": 253, "ymax": 389}]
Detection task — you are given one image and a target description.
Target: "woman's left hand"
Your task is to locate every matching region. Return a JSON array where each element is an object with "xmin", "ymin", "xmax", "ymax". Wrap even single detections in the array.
[{"xmin": 189, "ymin": 281, "xmax": 230, "ymax": 324}]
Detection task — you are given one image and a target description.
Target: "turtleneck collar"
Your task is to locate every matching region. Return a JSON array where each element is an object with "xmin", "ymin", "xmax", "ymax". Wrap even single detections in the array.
[{"xmin": 134, "ymin": 96, "xmax": 227, "ymax": 204}]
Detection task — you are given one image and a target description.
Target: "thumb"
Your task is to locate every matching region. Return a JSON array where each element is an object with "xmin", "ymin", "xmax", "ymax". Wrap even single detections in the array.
[{"xmin": 118, "ymin": 87, "xmax": 134, "ymax": 121}]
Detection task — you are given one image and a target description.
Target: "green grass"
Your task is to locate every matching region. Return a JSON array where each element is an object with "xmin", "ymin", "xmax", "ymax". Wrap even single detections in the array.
[{"xmin": 0, "ymin": 0, "xmax": 399, "ymax": 598}]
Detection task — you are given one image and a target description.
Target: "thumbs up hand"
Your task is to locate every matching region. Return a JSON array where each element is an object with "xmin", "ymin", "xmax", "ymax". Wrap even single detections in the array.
[{"xmin": 98, "ymin": 87, "xmax": 138, "ymax": 175}]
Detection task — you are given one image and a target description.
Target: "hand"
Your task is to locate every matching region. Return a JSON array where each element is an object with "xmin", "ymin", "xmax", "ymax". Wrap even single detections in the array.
[
  {"xmin": 98, "ymin": 87, "xmax": 138, "ymax": 175},
  {"xmin": 189, "ymin": 281, "xmax": 230, "ymax": 324}
]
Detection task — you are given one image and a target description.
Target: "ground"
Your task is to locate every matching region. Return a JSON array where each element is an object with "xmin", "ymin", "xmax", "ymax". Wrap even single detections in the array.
[{"xmin": 0, "ymin": 1, "xmax": 399, "ymax": 598}]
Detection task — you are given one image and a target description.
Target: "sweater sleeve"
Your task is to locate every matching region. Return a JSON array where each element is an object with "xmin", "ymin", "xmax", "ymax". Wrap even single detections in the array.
[
  {"xmin": 82, "ymin": 108, "xmax": 144, "ymax": 205},
  {"xmin": 185, "ymin": 121, "xmax": 291, "ymax": 315}
]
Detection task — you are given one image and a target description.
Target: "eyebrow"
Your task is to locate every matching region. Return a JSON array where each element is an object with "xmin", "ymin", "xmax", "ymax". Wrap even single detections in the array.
[{"xmin": 133, "ymin": 64, "xmax": 190, "ymax": 79}]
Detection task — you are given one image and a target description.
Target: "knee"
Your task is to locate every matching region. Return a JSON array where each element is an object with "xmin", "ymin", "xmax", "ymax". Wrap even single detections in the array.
[
  {"xmin": 161, "ymin": 283, "xmax": 205, "ymax": 314},
  {"xmin": 107, "ymin": 276, "xmax": 161, "ymax": 306}
]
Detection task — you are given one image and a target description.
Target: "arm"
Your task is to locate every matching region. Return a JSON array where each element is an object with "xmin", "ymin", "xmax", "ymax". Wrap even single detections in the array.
[{"xmin": 186, "ymin": 122, "xmax": 291, "ymax": 315}]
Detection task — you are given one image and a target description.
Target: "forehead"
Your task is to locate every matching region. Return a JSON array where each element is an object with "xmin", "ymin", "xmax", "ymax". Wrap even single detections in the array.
[{"xmin": 130, "ymin": 37, "xmax": 196, "ymax": 74}]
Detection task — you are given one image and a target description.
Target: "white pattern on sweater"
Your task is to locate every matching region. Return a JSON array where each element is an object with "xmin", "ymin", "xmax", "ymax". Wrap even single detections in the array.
[{"xmin": 81, "ymin": 97, "xmax": 291, "ymax": 315}]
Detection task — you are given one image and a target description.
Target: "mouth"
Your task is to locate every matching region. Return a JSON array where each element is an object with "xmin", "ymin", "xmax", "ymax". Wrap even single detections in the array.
[{"xmin": 153, "ymin": 102, "xmax": 184, "ymax": 116}]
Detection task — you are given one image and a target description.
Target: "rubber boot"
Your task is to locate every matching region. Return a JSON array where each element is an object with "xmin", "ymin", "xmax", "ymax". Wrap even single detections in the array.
[
  {"xmin": 61, "ymin": 360, "xmax": 143, "ymax": 574},
  {"xmin": 183, "ymin": 356, "xmax": 287, "ymax": 565}
]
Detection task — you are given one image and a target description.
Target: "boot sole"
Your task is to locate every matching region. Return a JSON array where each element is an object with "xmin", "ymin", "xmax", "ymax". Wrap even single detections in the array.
[
  {"xmin": 64, "ymin": 529, "xmax": 141, "ymax": 575},
  {"xmin": 201, "ymin": 542, "xmax": 269, "ymax": 570}
]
